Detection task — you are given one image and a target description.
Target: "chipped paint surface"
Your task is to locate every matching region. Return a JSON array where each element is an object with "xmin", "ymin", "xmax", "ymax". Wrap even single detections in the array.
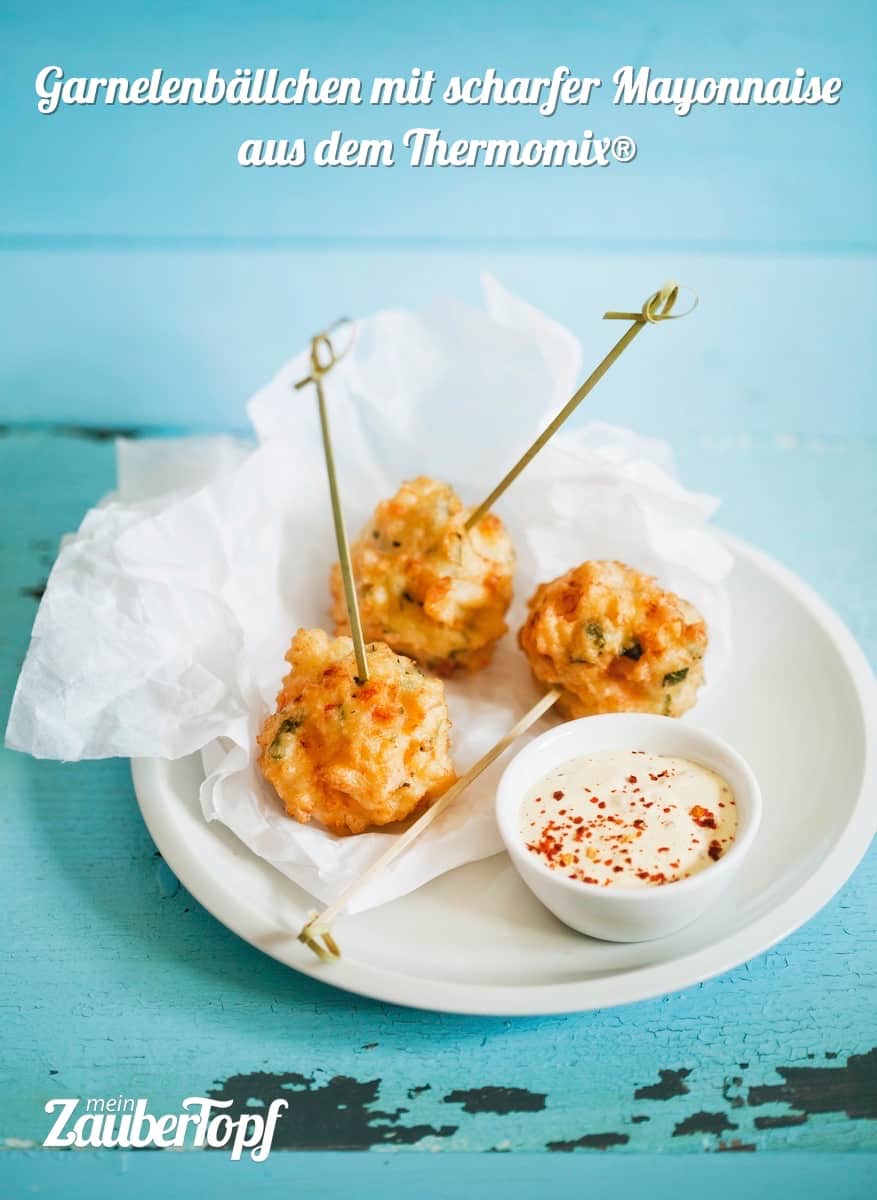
[
  {"xmin": 198, "ymin": 1051, "xmax": 877, "ymax": 1153},
  {"xmin": 207, "ymin": 1072, "xmax": 457, "ymax": 1149},
  {"xmin": 635, "ymin": 1068, "xmax": 692, "ymax": 1101},
  {"xmin": 747, "ymin": 1049, "xmax": 877, "ymax": 1121},
  {"xmin": 673, "ymin": 1111, "xmax": 738, "ymax": 1138},
  {"xmin": 443, "ymin": 1088, "xmax": 546, "ymax": 1115},
  {"xmin": 1, "ymin": 430, "xmax": 876, "ymax": 1158},
  {"xmin": 548, "ymin": 1131, "xmax": 630, "ymax": 1151}
]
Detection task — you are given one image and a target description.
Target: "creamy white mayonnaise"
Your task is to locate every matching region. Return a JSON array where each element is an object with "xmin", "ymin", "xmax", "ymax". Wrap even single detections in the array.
[{"xmin": 519, "ymin": 750, "xmax": 737, "ymax": 888}]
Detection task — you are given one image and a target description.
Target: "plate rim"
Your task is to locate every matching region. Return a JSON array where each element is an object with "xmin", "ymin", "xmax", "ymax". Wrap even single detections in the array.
[{"xmin": 132, "ymin": 532, "xmax": 877, "ymax": 1016}]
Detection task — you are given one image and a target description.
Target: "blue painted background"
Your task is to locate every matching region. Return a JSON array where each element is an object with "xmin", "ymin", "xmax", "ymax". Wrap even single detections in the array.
[
  {"xmin": 3, "ymin": 0, "xmax": 874, "ymax": 245},
  {"xmin": 1, "ymin": 1, "xmax": 875, "ymax": 1196},
  {"xmin": 1, "ymin": 0, "xmax": 875, "ymax": 433}
]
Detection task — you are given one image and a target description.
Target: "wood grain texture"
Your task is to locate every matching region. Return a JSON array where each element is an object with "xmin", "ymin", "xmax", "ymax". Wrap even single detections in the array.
[{"xmin": 1, "ymin": 429, "xmax": 874, "ymax": 1158}]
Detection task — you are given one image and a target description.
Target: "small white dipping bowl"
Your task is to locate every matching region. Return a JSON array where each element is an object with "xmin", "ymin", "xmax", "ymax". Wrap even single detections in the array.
[{"xmin": 496, "ymin": 713, "xmax": 762, "ymax": 943}]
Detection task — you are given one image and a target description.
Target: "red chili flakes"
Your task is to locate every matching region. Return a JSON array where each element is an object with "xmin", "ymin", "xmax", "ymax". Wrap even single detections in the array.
[
  {"xmin": 553, "ymin": 790, "xmax": 564, "ymax": 800},
  {"xmin": 708, "ymin": 840, "xmax": 723, "ymax": 861},
  {"xmin": 633, "ymin": 819, "xmax": 646, "ymax": 830},
  {"xmin": 598, "ymin": 801, "xmax": 606, "ymax": 809},
  {"xmin": 657, "ymin": 846, "xmax": 670, "ymax": 853},
  {"xmin": 649, "ymin": 770, "xmax": 669, "ymax": 781},
  {"xmin": 663, "ymin": 807, "xmax": 672, "ymax": 814},
  {"xmin": 528, "ymin": 824, "xmax": 565, "ymax": 864},
  {"xmin": 613, "ymin": 865, "xmax": 624, "ymax": 873},
  {"xmin": 627, "ymin": 775, "xmax": 637, "ymax": 784},
  {"xmin": 690, "ymin": 805, "xmax": 717, "ymax": 829}
]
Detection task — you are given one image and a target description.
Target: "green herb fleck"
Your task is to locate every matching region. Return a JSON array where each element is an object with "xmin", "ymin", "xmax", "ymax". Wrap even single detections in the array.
[
  {"xmin": 269, "ymin": 716, "xmax": 303, "ymax": 759},
  {"xmin": 663, "ymin": 693, "xmax": 673, "ymax": 716},
  {"xmin": 621, "ymin": 641, "xmax": 643, "ymax": 661},
  {"xmin": 585, "ymin": 621, "xmax": 605, "ymax": 650},
  {"xmin": 662, "ymin": 668, "xmax": 689, "ymax": 687}
]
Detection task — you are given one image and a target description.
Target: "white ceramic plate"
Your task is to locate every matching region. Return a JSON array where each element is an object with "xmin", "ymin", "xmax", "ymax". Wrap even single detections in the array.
[{"xmin": 133, "ymin": 535, "xmax": 876, "ymax": 1016}]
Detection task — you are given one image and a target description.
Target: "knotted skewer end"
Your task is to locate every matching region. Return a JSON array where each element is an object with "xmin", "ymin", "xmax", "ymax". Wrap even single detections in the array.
[
  {"xmin": 293, "ymin": 317, "xmax": 370, "ymax": 683},
  {"xmin": 604, "ymin": 280, "xmax": 698, "ymax": 324},
  {"xmin": 298, "ymin": 911, "xmax": 341, "ymax": 962}
]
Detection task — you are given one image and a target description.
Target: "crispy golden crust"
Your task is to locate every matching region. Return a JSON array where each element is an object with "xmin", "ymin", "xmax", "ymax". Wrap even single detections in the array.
[
  {"xmin": 331, "ymin": 477, "xmax": 514, "ymax": 675},
  {"xmin": 257, "ymin": 628, "xmax": 456, "ymax": 835},
  {"xmin": 518, "ymin": 561, "xmax": 708, "ymax": 719}
]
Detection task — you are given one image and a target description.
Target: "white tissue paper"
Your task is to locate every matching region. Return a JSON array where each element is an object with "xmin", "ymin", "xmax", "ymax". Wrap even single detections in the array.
[{"xmin": 6, "ymin": 276, "xmax": 732, "ymax": 912}]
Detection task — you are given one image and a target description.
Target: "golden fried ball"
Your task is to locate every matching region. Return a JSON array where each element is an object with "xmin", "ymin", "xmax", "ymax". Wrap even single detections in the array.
[
  {"xmin": 257, "ymin": 628, "xmax": 456, "ymax": 835},
  {"xmin": 331, "ymin": 477, "xmax": 515, "ymax": 675},
  {"xmin": 518, "ymin": 561, "xmax": 708, "ymax": 719}
]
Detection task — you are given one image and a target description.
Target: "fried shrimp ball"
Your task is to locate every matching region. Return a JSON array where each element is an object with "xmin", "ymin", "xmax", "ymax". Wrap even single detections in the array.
[
  {"xmin": 331, "ymin": 476, "xmax": 515, "ymax": 675},
  {"xmin": 257, "ymin": 628, "xmax": 456, "ymax": 835},
  {"xmin": 519, "ymin": 561, "xmax": 708, "ymax": 719}
]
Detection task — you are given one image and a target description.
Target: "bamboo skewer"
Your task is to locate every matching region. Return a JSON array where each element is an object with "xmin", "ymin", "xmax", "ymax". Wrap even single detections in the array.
[
  {"xmin": 294, "ymin": 320, "xmax": 369, "ymax": 684},
  {"xmin": 293, "ymin": 320, "xmax": 370, "ymax": 962},
  {"xmin": 297, "ymin": 687, "xmax": 561, "ymax": 960},
  {"xmin": 464, "ymin": 281, "xmax": 696, "ymax": 530},
  {"xmin": 294, "ymin": 281, "xmax": 696, "ymax": 963}
]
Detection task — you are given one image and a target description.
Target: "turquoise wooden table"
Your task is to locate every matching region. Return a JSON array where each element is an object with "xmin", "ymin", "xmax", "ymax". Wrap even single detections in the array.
[
  {"xmin": 2, "ymin": 322, "xmax": 875, "ymax": 1195},
  {"xmin": 2, "ymin": 0, "xmax": 875, "ymax": 1195}
]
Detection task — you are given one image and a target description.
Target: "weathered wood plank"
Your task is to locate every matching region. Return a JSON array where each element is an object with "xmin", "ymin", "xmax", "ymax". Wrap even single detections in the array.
[
  {"xmin": 0, "ymin": 429, "xmax": 874, "ymax": 1155},
  {"xmin": 3, "ymin": 1150, "xmax": 877, "ymax": 1198}
]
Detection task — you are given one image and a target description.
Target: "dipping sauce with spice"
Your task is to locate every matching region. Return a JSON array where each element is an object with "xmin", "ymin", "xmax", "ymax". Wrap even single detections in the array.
[{"xmin": 520, "ymin": 750, "xmax": 737, "ymax": 888}]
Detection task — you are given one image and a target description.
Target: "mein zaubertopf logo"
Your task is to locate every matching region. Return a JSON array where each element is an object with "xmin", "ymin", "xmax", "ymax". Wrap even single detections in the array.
[{"xmin": 43, "ymin": 1096, "xmax": 288, "ymax": 1160}]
